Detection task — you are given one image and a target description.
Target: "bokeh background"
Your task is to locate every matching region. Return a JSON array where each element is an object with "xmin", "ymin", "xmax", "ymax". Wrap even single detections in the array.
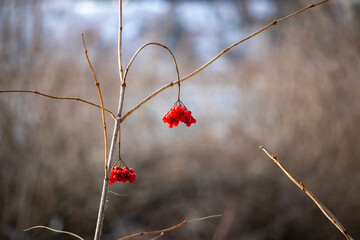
[{"xmin": 1, "ymin": 0, "xmax": 359, "ymax": 239}]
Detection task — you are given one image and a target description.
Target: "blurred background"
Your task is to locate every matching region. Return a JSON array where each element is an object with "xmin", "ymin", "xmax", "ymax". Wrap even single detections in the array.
[{"xmin": 1, "ymin": 0, "xmax": 359, "ymax": 239}]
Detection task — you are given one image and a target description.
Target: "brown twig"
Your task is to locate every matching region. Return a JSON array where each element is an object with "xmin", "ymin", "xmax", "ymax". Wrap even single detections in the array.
[
  {"xmin": 82, "ymin": 34, "xmax": 109, "ymax": 179},
  {"xmin": 23, "ymin": 225, "xmax": 84, "ymax": 240},
  {"xmin": 118, "ymin": 214, "xmax": 223, "ymax": 240},
  {"xmin": 122, "ymin": 42, "xmax": 181, "ymax": 100},
  {"xmin": 0, "ymin": 90, "xmax": 116, "ymax": 119},
  {"xmin": 259, "ymin": 145, "xmax": 353, "ymax": 240},
  {"xmin": 149, "ymin": 232, "xmax": 164, "ymax": 240},
  {"xmin": 120, "ymin": 0, "xmax": 329, "ymax": 123}
]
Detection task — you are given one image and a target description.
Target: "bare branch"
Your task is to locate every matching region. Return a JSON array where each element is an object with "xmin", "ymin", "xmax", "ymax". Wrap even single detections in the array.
[
  {"xmin": 109, "ymin": 191, "xmax": 127, "ymax": 197},
  {"xmin": 23, "ymin": 225, "xmax": 84, "ymax": 240},
  {"xmin": 82, "ymin": 34, "xmax": 109, "ymax": 179},
  {"xmin": 120, "ymin": 0, "xmax": 330, "ymax": 123},
  {"xmin": 123, "ymin": 42, "xmax": 181, "ymax": 100},
  {"xmin": 259, "ymin": 145, "xmax": 353, "ymax": 240},
  {"xmin": 94, "ymin": 0, "xmax": 127, "ymax": 239},
  {"xmin": 0, "ymin": 90, "xmax": 116, "ymax": 119},
  {"xmin": 149, "ymin": 232, "xmax": 164, "ymax": 240},
  {"xmin": 118, "ymin": 214, "xmax": 223, "ymax": 240},
  {"xmin": 118, "ymin": 0, "xmax": 124, "ymax": 84}
]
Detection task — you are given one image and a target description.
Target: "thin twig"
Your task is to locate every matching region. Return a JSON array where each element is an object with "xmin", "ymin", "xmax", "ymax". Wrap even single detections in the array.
[
  {"xmin": 0, "ymin": 90, "xmax": 116, "ymax": 119},
  {"xmin": 23, "ymin": 225, "xmax": 84, "ymax": 240},
  {"xmin": 118, "ymin": 214, "xmax": 223, "ymax": 240},
  {"xmin": 109, "ymin": 190, "xmax": 127, "ymax": 197},
  {"xmin": 120, "ymin": 0, "xmax": 329, "ymax": 123},
  {"xmin": 149, "ymin": 232, "xmax": 164, "ymax": 240},
  {"xmin": 259, "ymin": 145, "xmax": 353, "ymax": 240},
  {"xmin": 82, "ymin": 34, "xmax": 109, "ymax": 179},
  {"xmin": 122, "ymin": 42, "xmax": 181, "ymax": 100}
]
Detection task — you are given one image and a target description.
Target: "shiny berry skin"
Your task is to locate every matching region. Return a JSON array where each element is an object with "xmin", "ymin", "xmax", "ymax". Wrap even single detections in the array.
[
  {"xmin": 162, "ymin": 104, "xmax": 196, "ymax": 128},
  {"xmin": 109, "ymin": 166, "xmax": 137, "ymax": 184}
]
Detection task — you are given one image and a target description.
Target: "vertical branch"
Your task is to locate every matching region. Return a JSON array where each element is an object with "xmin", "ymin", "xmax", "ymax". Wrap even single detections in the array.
[
  {"xmin": 82, "ymin": 34, "xmax": 109, "ymax": 178},
  {"xmin": 94, "ymin": 0, "xmax": 126, "ymax": 239},
  {"xmin": 118, "ymin": 0, "xmax": 124, "ymax": 84}
]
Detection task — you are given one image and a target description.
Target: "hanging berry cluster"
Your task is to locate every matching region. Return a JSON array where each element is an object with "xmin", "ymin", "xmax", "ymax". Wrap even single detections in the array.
[
  {"xmin": 110, "ymin": 166, "xmax": 137, "ymax": 185},
  {"xmin": 162, "ymin": 102, "xmax": 196, "ymax": 128}
]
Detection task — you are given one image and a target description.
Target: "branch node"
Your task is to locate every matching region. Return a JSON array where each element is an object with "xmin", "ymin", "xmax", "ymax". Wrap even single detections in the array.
[
  {"xmin": 272, "ymin": 155, "xmax": 278, "ymax": 160},
  {"xmin": 121, "ymin": 81, "xmax": 126, "ymax": 87},
  {"xmin": 272, "ymin": 20, "xmax": 278, "ymax": 25},
  {"xmin": 170, "ymin": 82, "xmax": 174, "ymax": 86},
  {"xmin": 299, "ymin": 182, "xmax": 306, "ymax": 192},
  {"xmin": 310, "ymin": 4, "xmax": 315, "ymax": 8}
]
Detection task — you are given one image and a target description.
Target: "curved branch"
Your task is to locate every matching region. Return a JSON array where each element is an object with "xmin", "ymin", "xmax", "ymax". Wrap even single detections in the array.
[
  {"xmin": 0, "ymin": 90, "xmax": 116, "ymax": 119},
  {"xmin": 123, "ymin": 42, "xmax": 181, "ymax": 99},
  {"xmin": 23, "ymin": 225, "xmax": 84, "ymax": 240},
  {"xmin": 120, "ymin": 0, "xmax": 329, "ymax": 123}
]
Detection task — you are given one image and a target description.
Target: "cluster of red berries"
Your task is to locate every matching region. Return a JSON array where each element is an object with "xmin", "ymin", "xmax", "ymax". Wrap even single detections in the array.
[
  {"xmin": 110, "ymin": 166, "xmax": 136, "ymax": 185},
  {"xmin": 162, "ymin": 105, "xmax": 196, "ymax": 128}
]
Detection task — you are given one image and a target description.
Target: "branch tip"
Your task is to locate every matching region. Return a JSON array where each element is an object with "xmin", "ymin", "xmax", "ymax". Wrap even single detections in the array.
[{"xmin": 259, "ymin": 145, "xmax": 264, "ymax": 149}]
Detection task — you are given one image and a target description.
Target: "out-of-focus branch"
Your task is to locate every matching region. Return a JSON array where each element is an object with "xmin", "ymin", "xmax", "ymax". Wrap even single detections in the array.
[
  {"xmin": 23, "ymin": 225, "xmax": 84, "ymax": 240},
  {"xmin": 0, "ymin": 90, "xmax": 116, "ymax": 119},
  {"xmin": 120, "ymin": 0, "xmax": 330, "ymax": 123},
  {"xmin": 82, "ymin": 34, "xmax": 109, "ymax": 179},
  {"xmin": 118, "ymin": 214, "xmax": 223, "ymax": 240},
  {"xmin": 259, "ymin": 145, "xmax": 353, "ymax": 240}
]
